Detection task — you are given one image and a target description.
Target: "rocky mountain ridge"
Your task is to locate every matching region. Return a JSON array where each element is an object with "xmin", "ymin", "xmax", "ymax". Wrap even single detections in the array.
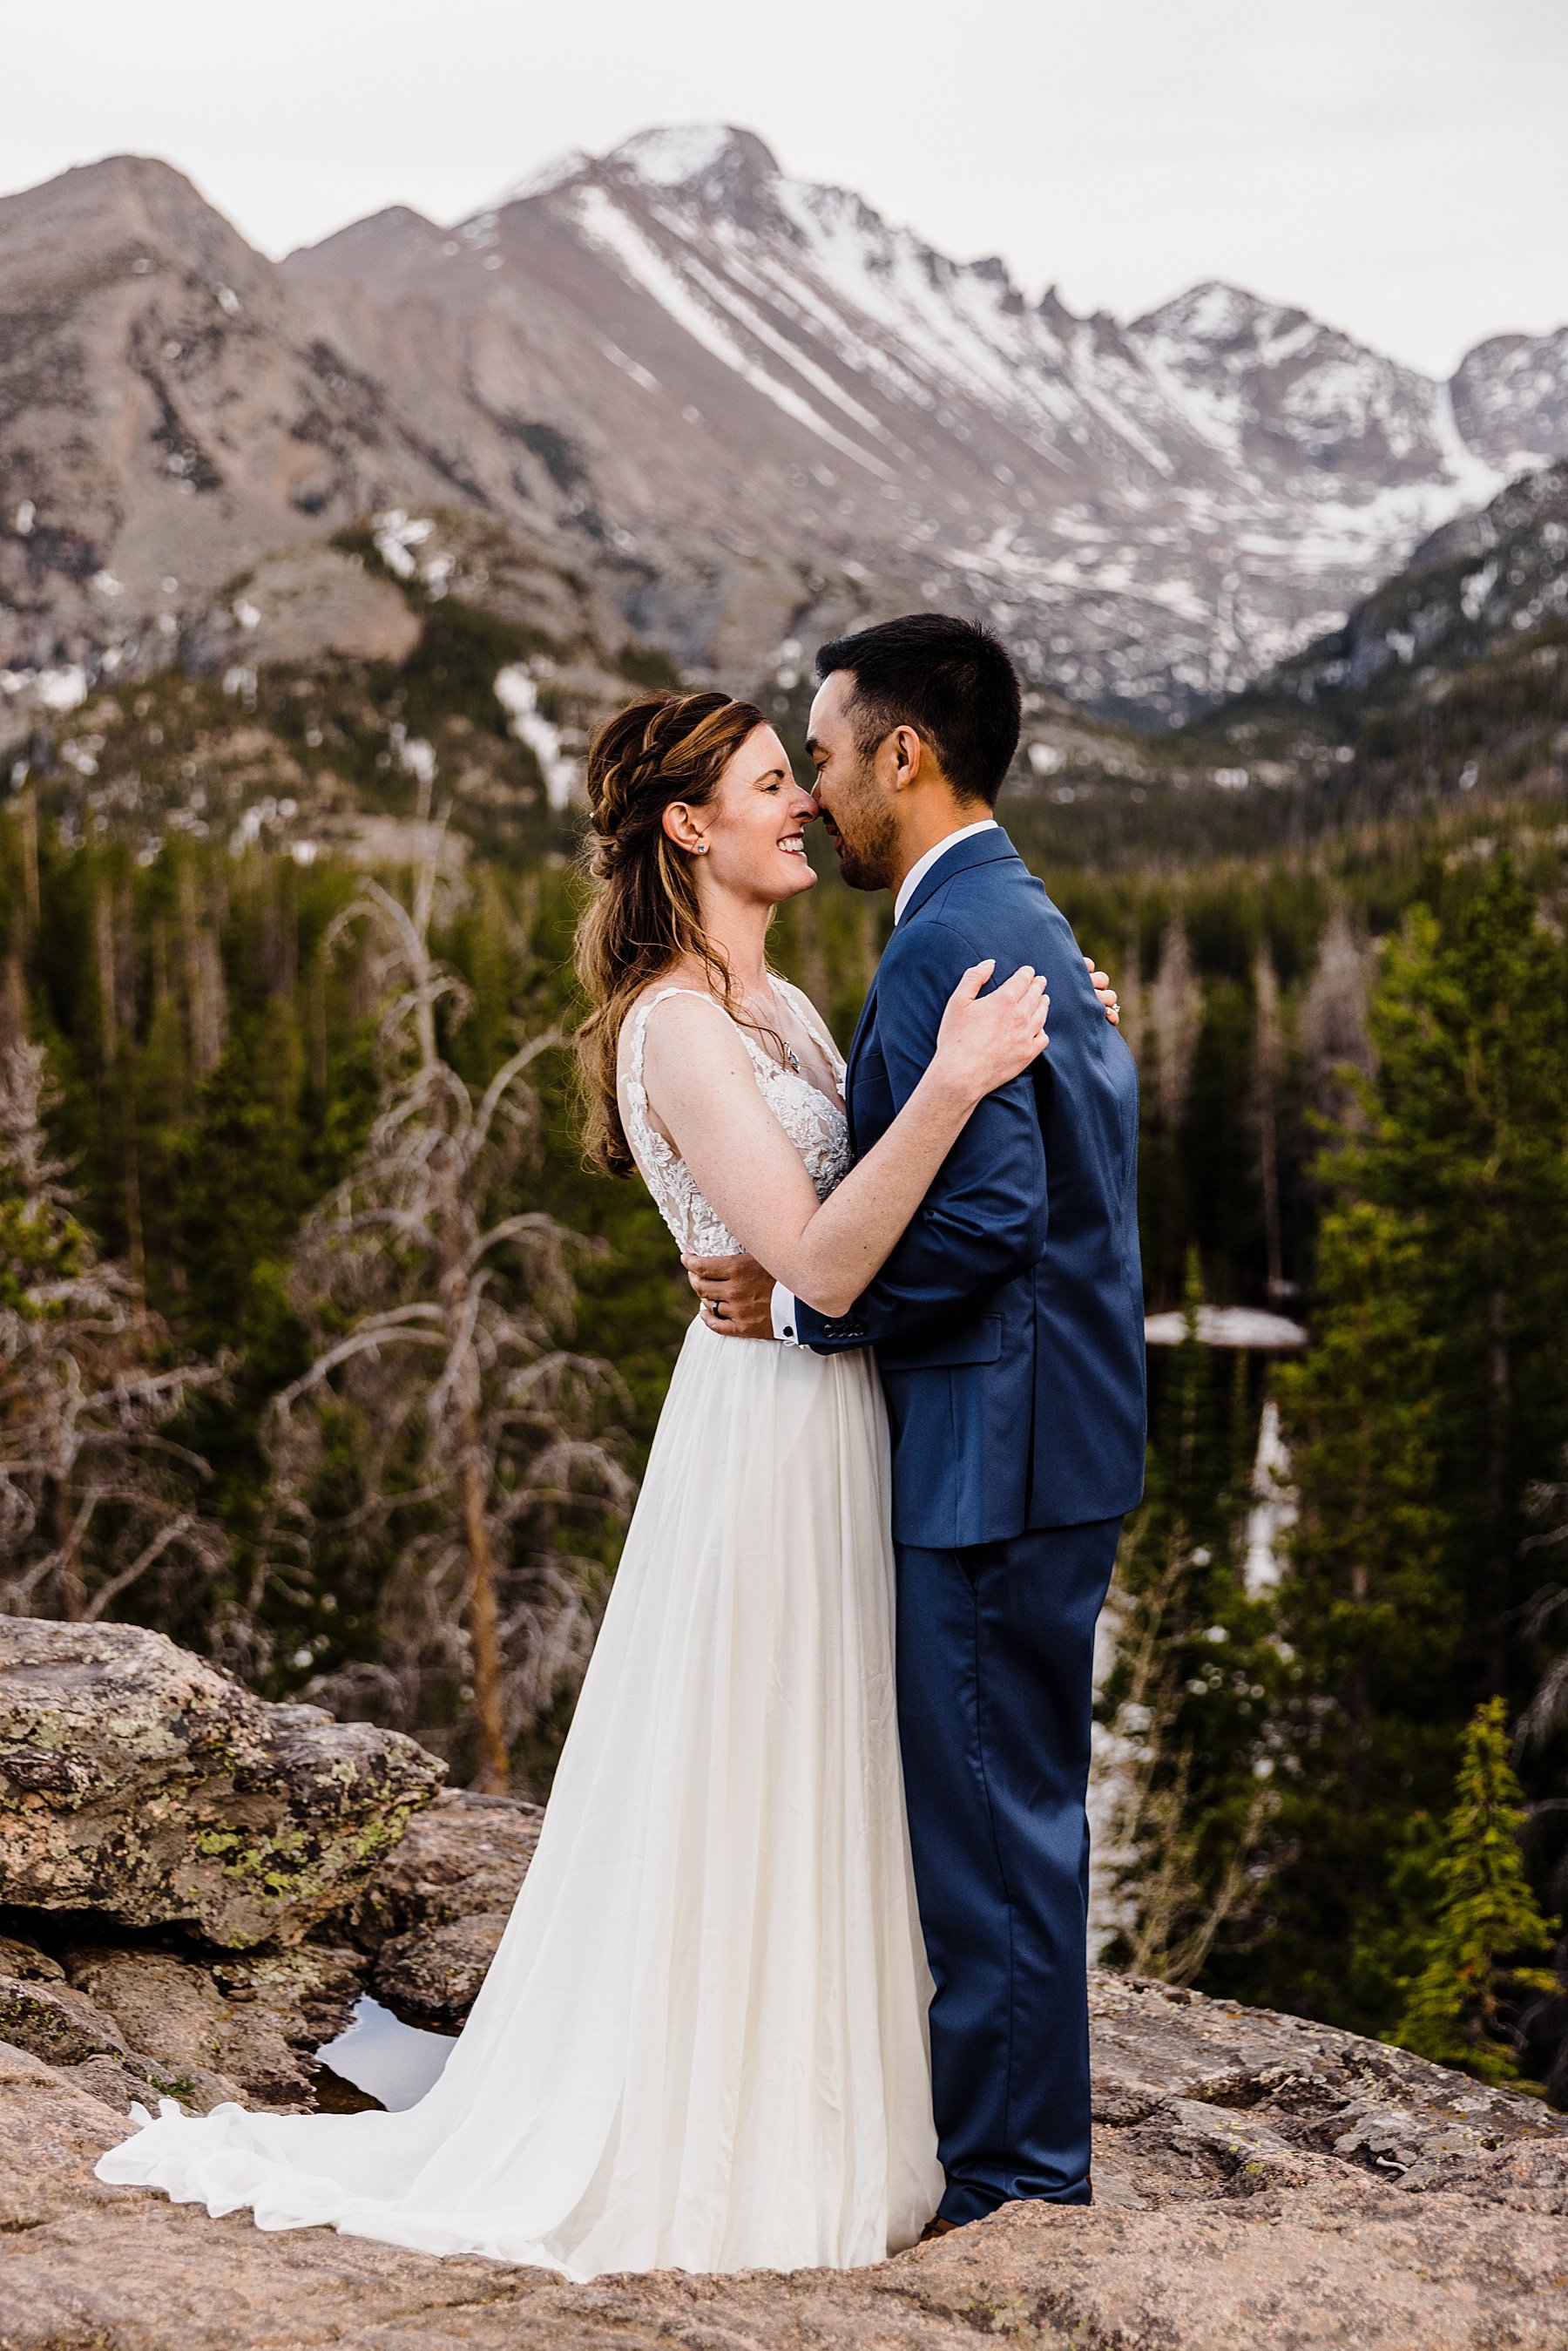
[{"xmin": 3, "ymin": 131, "xmax": 1567, "ymax": 725}]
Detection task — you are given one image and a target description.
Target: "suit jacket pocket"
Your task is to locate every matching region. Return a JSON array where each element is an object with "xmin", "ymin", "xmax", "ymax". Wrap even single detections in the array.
[{"xmin": 878, "ymin": 1313, "xmax": 1004, "ymax": 1371}]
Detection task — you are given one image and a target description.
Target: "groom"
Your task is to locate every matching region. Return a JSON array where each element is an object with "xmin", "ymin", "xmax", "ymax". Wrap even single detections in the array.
[{"xmin": 688, "ymin": 613, "xmax": 1146, "ymax": 2226}]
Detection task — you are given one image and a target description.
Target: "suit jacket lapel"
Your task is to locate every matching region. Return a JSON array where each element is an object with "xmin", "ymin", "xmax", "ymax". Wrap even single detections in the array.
[
  {"xmin": 896, "ymin": 826, "xmax": 1019, "ymax": 930},
  {"xmin": 847, "ymin": 973, "xmax": 878, "ymax": 1073}
]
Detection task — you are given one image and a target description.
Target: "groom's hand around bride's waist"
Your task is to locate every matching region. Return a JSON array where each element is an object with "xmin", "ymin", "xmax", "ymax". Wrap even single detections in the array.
[{"xmin": 682, "ymin": 1251, "xmax": 776, "ymax": 1338}]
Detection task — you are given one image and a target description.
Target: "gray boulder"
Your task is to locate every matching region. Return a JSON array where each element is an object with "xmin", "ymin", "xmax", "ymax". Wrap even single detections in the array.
[
  {"xmin": 0, "ymin": 1970, "xmax": 128, "ymax": 2070},
  {"xmin": 0, "ymin": 1916, "xmax": 371, "ymax": 2115},
  {"xmin": 1089, "ymin": 1971, "xmax": 1568, "ymax": 2206},
  {"xmin": 60, "ymin": 1937, "xmax": 366, "ymax": 2110},
  {"xmin": 351, "ymin": 1787, "xmax": 543, "ymax": 2027},
  {"xmin": 0, "ymin": 1619, "xmax": 443, "ymax": 1948}
]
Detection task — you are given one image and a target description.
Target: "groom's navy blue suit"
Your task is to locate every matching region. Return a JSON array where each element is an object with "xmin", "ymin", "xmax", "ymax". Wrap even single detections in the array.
[{"xmin": 791, "ymin": 825, "xmax": 1146, "ymax": 2220}]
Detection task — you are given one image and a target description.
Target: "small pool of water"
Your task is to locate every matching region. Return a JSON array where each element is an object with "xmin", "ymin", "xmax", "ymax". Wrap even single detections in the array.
[{"xmin": 314, "ymin": 1996, "xmax": 456, "ymax": 2113}]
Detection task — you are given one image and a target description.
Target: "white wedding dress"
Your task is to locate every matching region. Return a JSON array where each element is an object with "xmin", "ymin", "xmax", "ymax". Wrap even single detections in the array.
[{"xmin": 97, "ymin": 980, "xmax": 943, "ymax": 2279}]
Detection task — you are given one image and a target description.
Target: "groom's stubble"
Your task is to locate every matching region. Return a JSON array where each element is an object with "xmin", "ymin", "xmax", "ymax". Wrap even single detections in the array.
[{"xmin": 819, "ymin": 752, "xmax": 901, "ymax": 893}]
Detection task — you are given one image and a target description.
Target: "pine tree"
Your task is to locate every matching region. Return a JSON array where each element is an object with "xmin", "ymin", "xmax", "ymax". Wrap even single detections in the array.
[
  {"xmin": 1246, "ymin": 1202, "xmax": 1456, "ymax": 2025},
  {"xmin": 1230, "ymin": 857, "xmax": 1568, "ymax": 2035},
  {"xmin": 1339, "ymin": 865, "xmax": 1568, "ymax": 1694},
  {"xmin": 1393, "ymin": 1697, "xmax": 1558, "ymax": 2085}
]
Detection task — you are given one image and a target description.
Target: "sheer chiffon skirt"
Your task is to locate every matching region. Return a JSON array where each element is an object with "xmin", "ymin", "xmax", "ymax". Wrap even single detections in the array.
[{"xmin": 96, "ymin": 1317, "xmax": 943, "ymax": 2279}]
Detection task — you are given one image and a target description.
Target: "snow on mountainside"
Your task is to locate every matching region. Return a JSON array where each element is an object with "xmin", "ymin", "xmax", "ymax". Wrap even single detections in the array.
[
  {"xmin": 1259, "ymin": 457, "xmax": 1568, "ymax": 707},
  {"xmin": 3, "ymin": 129, "xmax": 1568, "ymax": 722}
]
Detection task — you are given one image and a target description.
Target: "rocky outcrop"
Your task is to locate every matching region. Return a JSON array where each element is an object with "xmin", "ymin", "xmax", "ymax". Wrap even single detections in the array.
[
  {"xmin": 1089, "ymin": 1971, "xmax": 1566, "ymax": 2201},
  {"xmin": 57, "ymin": 1936, "xmax": 366, "ymax": 2109},
  {"xmin": 0, "ymin": 1619, "xmax": 444, "ymax": 1948},
  {"xmin": 183, "ymin": 545, "xmax": 423, "ymax": 670},
  {"xmin": 3, "ymin": 1975, "xmax": 1567, "ymax": 2348},
  {"xmin": 0, "ymin": 1931, "xmax": 241, "ymax": 2115},
  {"xmin": 0, "ymin": 1922, "xmax": 370, "ymax": 2116},
  {"xmin": 3, "ymin": 1614, "xmax": 1567, "ymax": 2342},
  {"xmin": 350, "ymin": 1787, "xmax": 543, "ymax": 2026},
  {"xmin": 0, "ymin": 1788, "xmax": 534, "ymax": 2107},
  {"xmin": 0, "ymin": 1626, "xmax": 538, "ymax": 2110}
]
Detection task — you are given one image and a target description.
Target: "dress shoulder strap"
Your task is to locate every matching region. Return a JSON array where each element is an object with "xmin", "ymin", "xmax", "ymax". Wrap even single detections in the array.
[{"xmin": 625, "ymin": 986, "xmax": 760, "ymax": 1091}]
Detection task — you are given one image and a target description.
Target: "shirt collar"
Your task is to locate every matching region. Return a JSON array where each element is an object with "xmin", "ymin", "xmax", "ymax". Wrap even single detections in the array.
[{"xmin": 893, "ymin": 818, "xmax": 999, "ymax": 925}]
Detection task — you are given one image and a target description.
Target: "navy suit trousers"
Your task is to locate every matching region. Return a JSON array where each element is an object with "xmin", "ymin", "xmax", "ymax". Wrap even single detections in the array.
[{"xmin": 895, "ymin": 1516, "xmax": 1123, "ymax": 2222}]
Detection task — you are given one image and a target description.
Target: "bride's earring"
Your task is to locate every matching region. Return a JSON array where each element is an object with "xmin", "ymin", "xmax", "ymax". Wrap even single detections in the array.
[{"xmin": 694, "ymin": 842, "xmax": 709, "ymax": 854}]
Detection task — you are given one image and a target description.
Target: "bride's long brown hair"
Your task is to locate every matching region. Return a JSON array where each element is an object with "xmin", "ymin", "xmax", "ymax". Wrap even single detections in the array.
[{"xmin": 575, "ymin": 689, "xmax": 775, "ymax": 1178}]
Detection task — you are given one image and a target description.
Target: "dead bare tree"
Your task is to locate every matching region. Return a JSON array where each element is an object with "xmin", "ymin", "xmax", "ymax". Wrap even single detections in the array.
[
  {"xmin": 268, "ymin": 822, "xmax": 632, "ymax": 1791},
  {"xmin": 1252, "ymin": 945, "xmax": 1287, "ymax": 1301},
  {"xmin": 0, "ymin": 1040, "xmax": 226, "ymax": 1625},
  {"xmin": 1300, "ymin": 904, "xmax": 1376, "ymax": 1122},
  {"xmin": 1149, "ymin": 922, "xmax": 1203, "ymax": 1138}
]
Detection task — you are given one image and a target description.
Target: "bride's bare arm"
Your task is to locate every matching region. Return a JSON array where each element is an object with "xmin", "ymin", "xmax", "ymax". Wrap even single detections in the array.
[{"xmin": 637, "ymin": 965, "xmax": 1046, "ymax": 1320}]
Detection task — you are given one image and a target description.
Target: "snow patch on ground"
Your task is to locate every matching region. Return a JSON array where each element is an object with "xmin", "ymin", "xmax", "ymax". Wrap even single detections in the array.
[
  {"xmin": 1244, "ymin": 1399, "xmax": 1298, "ymax": 1599},
  {"xmin": 1, "ymin": 664, "xmax": 89, "ymax": 713},
  {"xmin": 1427, "ymin": 380, "xmax": 1510, "ymax": 509},
  {"xmin": 494, "ymin": 666, "xmax": 580, "ymax": 810},
  {"xmin": 1144, "ymin": 1306, "xmax": 1308, "ymax": 1349},
  {"xmin": 389, "ymin": 724, "xmax": 436, "ymax": 789},
  {"xmin": 372, "ymin": 510, "xmax": 433, "ymax": 580}
]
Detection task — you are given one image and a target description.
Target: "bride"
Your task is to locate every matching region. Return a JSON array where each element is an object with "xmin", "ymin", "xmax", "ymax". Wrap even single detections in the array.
[{"xmin": 97, "ymin": 689, "xmax": 1054, "ymax": 2279}]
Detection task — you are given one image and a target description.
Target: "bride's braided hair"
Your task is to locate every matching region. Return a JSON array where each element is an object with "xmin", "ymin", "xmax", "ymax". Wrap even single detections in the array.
[{"xmin": 575, "ymin": 690, "xmax": 775, "ymax": 1178}]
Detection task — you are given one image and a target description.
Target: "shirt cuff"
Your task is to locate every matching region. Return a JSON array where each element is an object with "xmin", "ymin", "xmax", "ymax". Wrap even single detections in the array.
[{"xmin": 771, "ymin": 1284, "xmax": 800, "ymax": 1345}]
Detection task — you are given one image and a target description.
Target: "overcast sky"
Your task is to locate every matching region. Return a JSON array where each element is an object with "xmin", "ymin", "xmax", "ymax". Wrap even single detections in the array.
[{"xmin": 3, "ymin": 0, "xmax": 1565, "ymax": 375}]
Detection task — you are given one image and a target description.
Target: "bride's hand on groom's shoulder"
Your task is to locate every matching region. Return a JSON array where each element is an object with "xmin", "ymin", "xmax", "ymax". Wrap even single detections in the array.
[
  {"xmin": 932, "ymin": 961, "xmax": 1050, "ymax": 1108},
  {"xmin": 682, "ymin": 1250, "xmax": 777, "ymax": 1338}
]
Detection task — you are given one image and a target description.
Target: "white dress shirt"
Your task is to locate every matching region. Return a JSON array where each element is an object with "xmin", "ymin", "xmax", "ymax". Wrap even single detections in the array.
[
  {"xmin": 771, "ymin": 818, "xmax": 1000, "ymax": 1345},
  {"xmin": 891, "ymin": 817, "xmax": 998, "ymax": 926}
]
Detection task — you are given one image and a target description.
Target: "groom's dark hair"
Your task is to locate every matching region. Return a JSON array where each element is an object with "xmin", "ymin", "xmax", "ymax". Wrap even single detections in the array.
[{"xmin": 815, "ymin": 613, "xmax": 1022, "ymax": 806}]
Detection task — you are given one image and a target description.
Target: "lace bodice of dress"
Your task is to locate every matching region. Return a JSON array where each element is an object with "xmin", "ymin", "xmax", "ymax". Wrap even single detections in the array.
[{"xmin": 620, "ymin": 983, "xmax": 853, "ymax": 1257}]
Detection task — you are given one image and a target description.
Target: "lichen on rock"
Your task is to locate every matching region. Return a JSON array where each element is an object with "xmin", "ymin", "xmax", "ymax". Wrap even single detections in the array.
[{"xmin": 0, "ymin": 1619, "xmax": 444, "ymax": 1948}]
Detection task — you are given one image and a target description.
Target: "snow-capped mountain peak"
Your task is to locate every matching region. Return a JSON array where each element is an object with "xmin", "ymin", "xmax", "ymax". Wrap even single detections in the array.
[
  {"xmin": 606, "ymin": 123, "xmax": 776, "ymax": 193},
  {"xmin": 447, "ymin": 130, "xmax": 1565, "ymax": 713},
  {"xmin": 1133, "ymin": 280, "xmax": 1304, "ymax": 353}
]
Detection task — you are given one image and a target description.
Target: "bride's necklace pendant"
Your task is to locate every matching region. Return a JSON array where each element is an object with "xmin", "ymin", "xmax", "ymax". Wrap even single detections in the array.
[{"xmin": 759, "ymin": 981, "xmax": 802, "ymax": 1074}]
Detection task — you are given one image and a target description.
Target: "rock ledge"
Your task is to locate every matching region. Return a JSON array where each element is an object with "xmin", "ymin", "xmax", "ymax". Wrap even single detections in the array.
[{"xmin": 0, "ymin": 1619, "xmax": 444, "ymax": 1948}]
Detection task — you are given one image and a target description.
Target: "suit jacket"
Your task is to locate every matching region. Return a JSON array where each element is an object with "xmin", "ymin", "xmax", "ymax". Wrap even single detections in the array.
[{"xmin": 794, "ymin": 828, "xmax": 1146, "ymax": 1548}]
